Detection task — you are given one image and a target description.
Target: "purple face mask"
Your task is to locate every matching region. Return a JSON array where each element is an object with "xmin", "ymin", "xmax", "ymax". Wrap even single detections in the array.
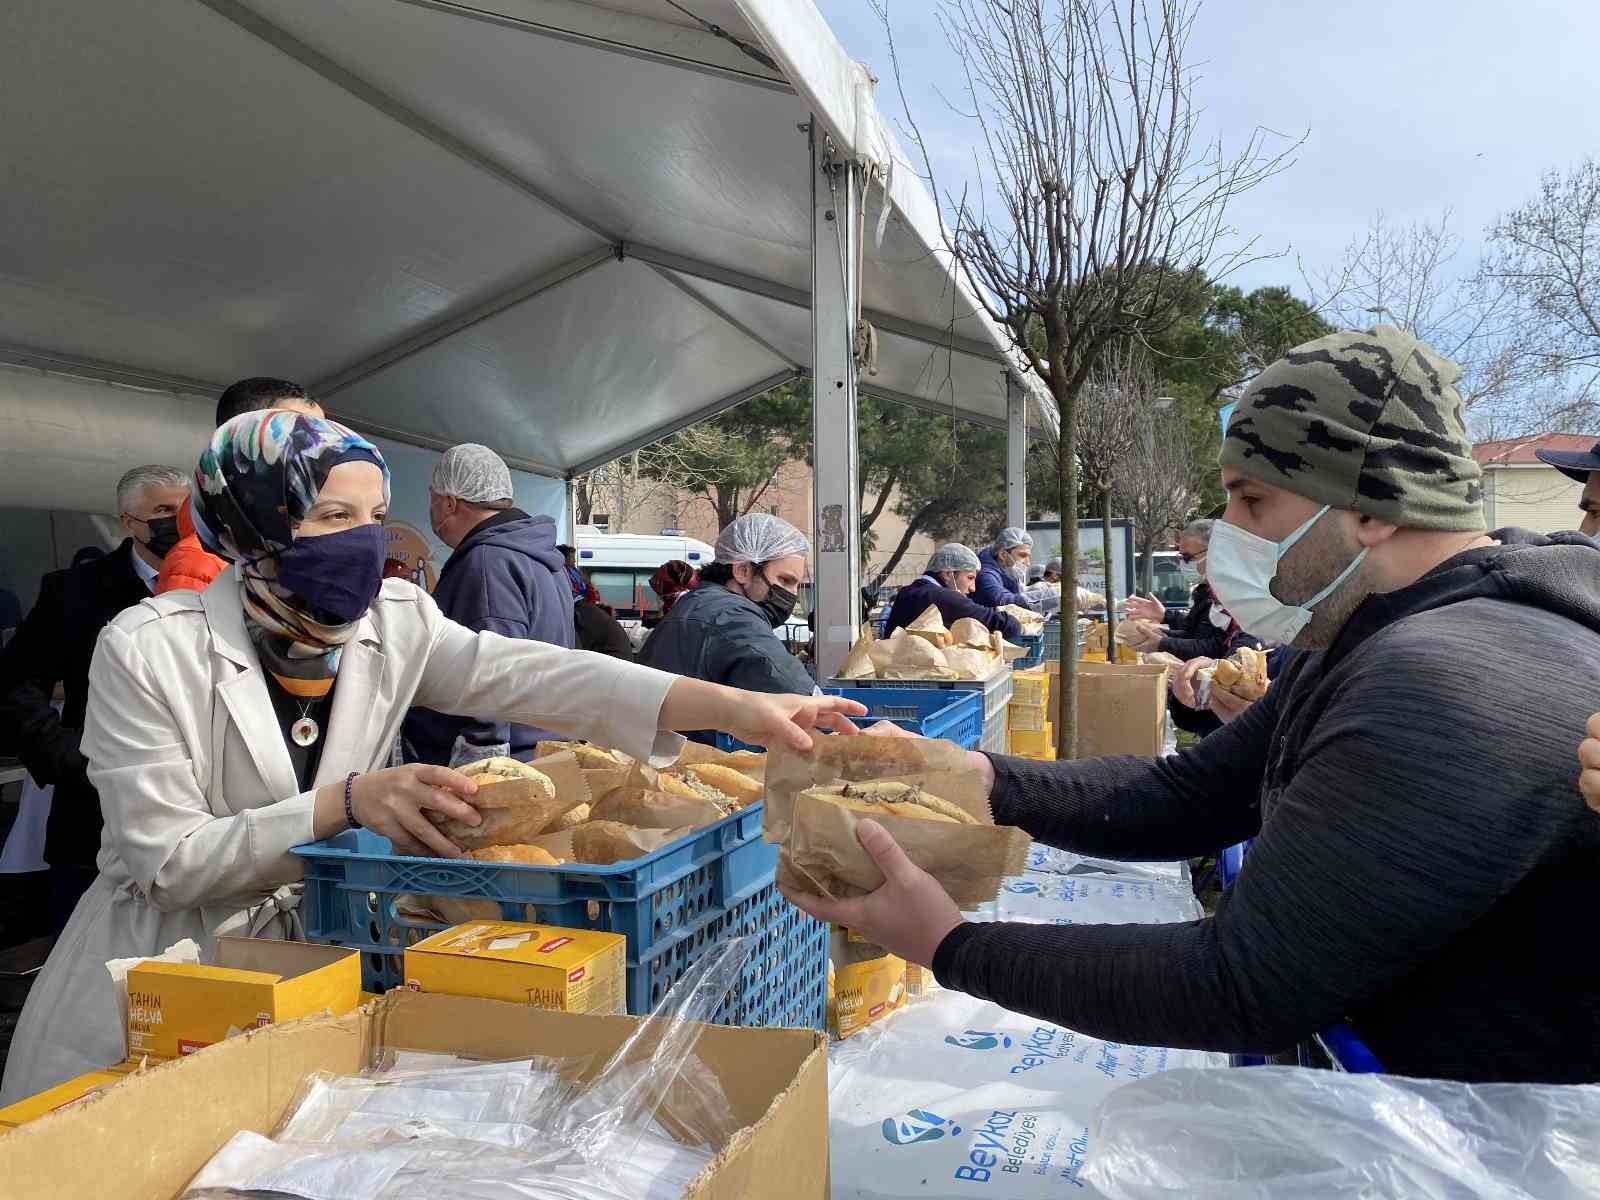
[{"xmin": 273, "ymin": 523, "xmax": 387, "ymax": 624}]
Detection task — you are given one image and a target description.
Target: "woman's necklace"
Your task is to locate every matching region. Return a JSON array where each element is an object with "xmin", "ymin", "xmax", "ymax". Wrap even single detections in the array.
[{"xmin": 290, "ymin": 696, "xmax": 321, "ymax": 748}]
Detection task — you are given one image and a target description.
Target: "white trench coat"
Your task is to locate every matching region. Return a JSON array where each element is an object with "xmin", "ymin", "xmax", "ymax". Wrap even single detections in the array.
[{"xmin": 1, "ymin": 571, "xmax": 681, "ymax": 1102}]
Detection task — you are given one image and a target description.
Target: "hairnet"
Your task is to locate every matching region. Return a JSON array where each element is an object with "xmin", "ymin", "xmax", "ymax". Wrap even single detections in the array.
[
  {"xmin": 713, "ymin": 512, "xmax": 809, "ymax": 564},
  {"xmin": 431, "ymin": 443, "xmax": 514, "ymax": 504},
  {"xmin": 1044, "ymin": 557, "xmax": 1063, "ymax": 575},
  {"xmin": 926, "ymin": 543, "xmax": 980, "ymax": 574},
  {"xmin": 994, "ymin": 526, "xmax": 1033, "ymax": 551}
]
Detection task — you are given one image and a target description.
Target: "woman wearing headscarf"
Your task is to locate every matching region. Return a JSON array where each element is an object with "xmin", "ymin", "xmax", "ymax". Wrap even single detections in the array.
[
  {"xmin": 648, "ymin": 559, "xmax": 699, "ymax": 622},
  {"xmin": 1, "ymin": 413, "xmax": 861, "ymax": 1102}
]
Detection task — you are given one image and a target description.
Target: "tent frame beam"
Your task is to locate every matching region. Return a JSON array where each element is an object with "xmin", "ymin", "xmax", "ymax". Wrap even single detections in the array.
[
  {"xmin": 312, "ymin": 244, "xmax": 617, "ymax": 398},
  {"xmin": 623, "ymin": 244, "xmax": 1008, "ymax": 365},
  {"xmin": 565, "ymin": 368, "xmax": 802, "ymax": 478},
  {"xmin": 194, "ymin": 0, "xmax": 613, "ymax": 240},
  {"xmin": 389, "ymin": 0, "xmax": 793, "ymax": 94},
  {"xmin": 859, "ymin": 381, "xmax": 1006, "ymax": 432}
]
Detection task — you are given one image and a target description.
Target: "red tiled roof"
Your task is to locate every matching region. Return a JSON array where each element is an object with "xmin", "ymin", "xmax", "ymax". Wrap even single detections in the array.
[{"xmin": 1471, "ymin": 433, "xmax": 1595, "ymax": 466}]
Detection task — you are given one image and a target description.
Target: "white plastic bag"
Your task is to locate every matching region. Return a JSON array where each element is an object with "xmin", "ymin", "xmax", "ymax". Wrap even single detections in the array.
[
  {"xmin": 1083, "ymin": 1066, "xmax": 1600, "ymax": 1200},
  {"xmin": 1024, "ymin": 843, "xmax": 1193, "ymax": 888},
  {"xmin": 982, "ymin": 873, "xmax": 1202, "ymax": 927},
  {"xmin": 828, "ymin": 989, "xmax": 1225, "ymax": 1199}
]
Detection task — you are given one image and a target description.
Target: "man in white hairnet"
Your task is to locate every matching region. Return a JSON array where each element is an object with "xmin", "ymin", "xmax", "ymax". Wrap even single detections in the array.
[
  {"xmin": 884, "ymin": 543, "xmax": 1022, "ymax": 638},
  {"xmin": 402, "ymin": 443, "xmax": 574, "ymax": 766},
  {"xmin": 974, "ymin": 527, "xmax": 1036, "ymax": 609},
  {"xmin": 636, "ymin": 513, "xmax": 816, "ymax": 738}
]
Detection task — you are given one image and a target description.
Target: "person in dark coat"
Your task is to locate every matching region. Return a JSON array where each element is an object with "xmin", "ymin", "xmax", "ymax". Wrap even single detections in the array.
[
  {"xmin": 402, "ymin": 444, "xmax": 575, "ymax": 766},
  {"xmin": 636, "ymin": 514, "xmax": 814, "ymax": 740},
  {"xmin": 575, "ymin": 598, "xmax": 633, "ymax": 660},
  {"xmin": 973, "ymin": 527, "xmax": 1036, "ymax": 609},
  {"xmin": 0, "ymin": 464, "xmax": 190, "ymax": 931},
  {"xmin": 885, "ymin": 543, "xmax": 1021, "ymax": 639}
]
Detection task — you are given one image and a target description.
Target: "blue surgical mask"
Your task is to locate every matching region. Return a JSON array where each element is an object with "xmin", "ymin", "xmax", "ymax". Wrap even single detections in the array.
[
  {"xmin": 1207, "ymin": 506, "xmax": 1368, "ymax": 645},
  {"xmin": 274, "ymin": 524, "xmax": 387, "ymax": 624}
]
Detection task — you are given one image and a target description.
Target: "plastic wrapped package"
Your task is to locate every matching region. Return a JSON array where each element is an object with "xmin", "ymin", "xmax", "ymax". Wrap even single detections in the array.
[
  {"xmin": 1082, "ymin": 1066, "xmax": 1600, "ymax": 1200},
  {"xmin": 180, "ymin": 937, "xmax": 751, "ymax": 1200},
  {"xmin": 1024, "ymin": 843, "xmax": 1194, "ymax": 889},
  {"xmin": 975, "ymin": 872, "xmax": 1203, "ymax": 927},
  {"xmin": 827, "ymin": 988, "xmax": 1225, "ymax": 1199}
]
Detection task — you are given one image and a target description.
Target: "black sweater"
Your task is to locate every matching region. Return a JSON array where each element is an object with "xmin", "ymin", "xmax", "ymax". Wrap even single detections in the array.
[
  {"xmin": 934, "ymin": 530, "xmax": 1600, "ymax": 1084},
  {"xmin": 1157, "ymin": 581, "xmax": 1229, "ymax": 661}
]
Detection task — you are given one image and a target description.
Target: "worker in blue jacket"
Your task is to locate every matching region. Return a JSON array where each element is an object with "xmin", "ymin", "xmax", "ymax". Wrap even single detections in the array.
[
  {"xmin": 973, "ymin": 527, "xmax": 1036, "ymax": 609},
  {"xmin": 885, "ymin": 544, "xmax": 1021, "ymax": 639}
]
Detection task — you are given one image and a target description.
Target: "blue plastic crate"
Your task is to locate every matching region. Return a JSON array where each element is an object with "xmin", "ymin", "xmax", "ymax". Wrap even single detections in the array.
[
  {"xmin": 293, "ymin": 806, "xmax": 827, "ymax": 1029},
  {"xmin": 1012, "ymin": 632, "xmax": 1046, "ymax": 669},
  {"xmin": 826, "ymin": 670, "xmax": 1014, "ymax": 755},
  {"xmin": 714, "ymin": 686, "xmax": 983, "ymax": 754}
]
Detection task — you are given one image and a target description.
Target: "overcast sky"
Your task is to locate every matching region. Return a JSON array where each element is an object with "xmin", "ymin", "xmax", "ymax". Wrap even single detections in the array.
[{"xmin": 813, "ymin": 0, "xmax": 1600, "ymax": 297}]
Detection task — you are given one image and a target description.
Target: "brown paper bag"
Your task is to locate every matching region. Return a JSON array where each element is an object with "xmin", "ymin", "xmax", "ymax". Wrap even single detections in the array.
[
  {"xmin": 764, "ymin": 738, "xmax": 1029, "ymax": 909},
  {"xmin": 589, "ymin": 788, "xmax": 727, "ymax": 831},
  {"xmin": 427, "ymin": 760, "xmax": 588, "ymax": 852},
  {"xmin": 572, "ymin": 821, "xmax": 696, "ymax": 865}
]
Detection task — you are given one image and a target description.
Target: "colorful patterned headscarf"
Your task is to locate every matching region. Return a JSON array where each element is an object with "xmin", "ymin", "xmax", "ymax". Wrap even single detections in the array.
[{"xmin": 192, "ymin": 411, "xmax": 389, "ymax": 687}]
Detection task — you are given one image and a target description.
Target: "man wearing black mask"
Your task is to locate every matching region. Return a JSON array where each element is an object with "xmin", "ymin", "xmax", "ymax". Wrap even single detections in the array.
[
  {"xmin": 637, "ymin": 513, "xmax": 815, "ymax": 739},
  {"xmin": 0, "ymin": 465, "xmax": 189, "ymax": 930}
]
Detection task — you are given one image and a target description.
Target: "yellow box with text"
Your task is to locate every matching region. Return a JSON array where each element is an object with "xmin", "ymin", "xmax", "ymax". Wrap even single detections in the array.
[
  {"xmin": 125, "ymin": 939, "xmax": 361, "ymax": 1062},
  {"xmin": 404, "ymin": 922, "xmax": 625, "ymax": 1015},
  {"xmin": 0, "ymin": 1071, "xmax": 125, "ymax": 1129}
]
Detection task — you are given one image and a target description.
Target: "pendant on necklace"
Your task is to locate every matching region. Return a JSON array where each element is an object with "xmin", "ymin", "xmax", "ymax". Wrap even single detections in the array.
[{"xmin": 291, "ymin": 716, "xmax": 321, "ymax": 748}]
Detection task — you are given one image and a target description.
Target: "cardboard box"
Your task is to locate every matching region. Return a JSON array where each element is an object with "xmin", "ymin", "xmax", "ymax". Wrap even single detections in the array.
[
  {"xmin": 1038, "ymin": 659, "xmax": 1168, "ymax": 758},
  {"xmin": 0, "ymin": 990, "xmax": 828, "ymax": 1200},
  {"xmin": 126, "ymin": 938, "xmax": 361, "ymax": 1061},
  {"xmin": 1008, "ymin": 723, "xmax": 1055, "ymax": 755},
  {"xmin": 0, "ymin": 1072, "xmax": 124, "ymax": 1129},
  {"xmin": 1010, "ymin": 665, "xmax": 1051, "ymax": 708},
  {"xmin": 405, "ymin": 921, "xmax": 625, "ymax": 1015},
  {"xmin": 1007, "ymin": 700, "xmax": 1049, "ymax": 732}
]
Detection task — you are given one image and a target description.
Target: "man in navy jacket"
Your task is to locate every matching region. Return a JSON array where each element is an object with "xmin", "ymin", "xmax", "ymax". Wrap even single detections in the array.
[
  {"xmin": 402, "ymin": 444, "xmax": 574, "ymax": 766},
  {"xmin": 886, "ymin": 544, "xmax": 1021, "ymax": 639},
  {"xmin": 973, "ymin": 527, "xmax": 1036, "ymax": 609}
]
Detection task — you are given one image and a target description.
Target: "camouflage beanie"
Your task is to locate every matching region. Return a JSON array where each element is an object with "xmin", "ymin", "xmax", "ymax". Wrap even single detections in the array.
[{"xmin": 1219, "ymin": 325, "xmax": 1484, "ymax": 531}]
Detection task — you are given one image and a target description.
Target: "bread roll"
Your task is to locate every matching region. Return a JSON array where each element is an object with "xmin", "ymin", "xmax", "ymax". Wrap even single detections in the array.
[
  {"xmin": 657, "ymin": 772, "xmax": 738, "ymax": 811},
  {"xmin": 467, "ymin": 844, "xmax": 561, "ymax": 866},
  {"xmin": 1212, "ymin": 647, "xmax": 1268, "ymax": 700},
  {"xmin": 800, "ymin": 781, "xmax": 977, "ymax": 825},
  {"xmin": 426, "ymin": 760, "xmax": 571, "ymax": 852},
  {"xmin": 535, "ymin": 741, "xmax": 627, "ymax": 770},
  {"xmin": 682, "ymin": 764, "xmax": 762, "ymax": 807}
]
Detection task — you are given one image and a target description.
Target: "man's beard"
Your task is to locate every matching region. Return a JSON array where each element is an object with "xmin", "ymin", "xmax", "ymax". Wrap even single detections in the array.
[{"xmin": 1271, "ymin": 516, "xmax": 1372, "ymax": 650}]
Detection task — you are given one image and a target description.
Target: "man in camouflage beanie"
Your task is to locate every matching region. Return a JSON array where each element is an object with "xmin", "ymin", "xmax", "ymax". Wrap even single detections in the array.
[
  {"xmin": 1220, "ymin": 324, "xmax": 1484, "ymax": 531},
  {"xmin": 787, "ymin": 322, "xmax": 1600, "ymax": 1086}
]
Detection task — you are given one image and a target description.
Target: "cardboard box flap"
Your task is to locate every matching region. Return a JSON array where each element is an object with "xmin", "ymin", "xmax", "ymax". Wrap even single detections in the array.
[{"xmin": 213, "ymin": 937, "xmax": 356, "ymax": 981}]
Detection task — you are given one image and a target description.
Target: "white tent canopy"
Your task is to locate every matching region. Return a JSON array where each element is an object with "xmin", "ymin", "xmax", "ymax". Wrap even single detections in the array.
[{"xmin": 0, "ymin": 0, "xmax": 1053, "ymax": 671}]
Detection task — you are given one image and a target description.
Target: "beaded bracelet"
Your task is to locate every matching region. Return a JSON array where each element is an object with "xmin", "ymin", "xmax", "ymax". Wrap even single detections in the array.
[{"xmin": 344, "ymin": 771, "xmax": 362, "ymax": 829}]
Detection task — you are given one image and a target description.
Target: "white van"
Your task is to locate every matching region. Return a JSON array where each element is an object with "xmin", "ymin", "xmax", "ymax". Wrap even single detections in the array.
[
  {"xmin": 574, "ymin": 527, "xmax": 715, "ymax": 621},
  {"xmin": 574, "ymin": 526, "xmax": 812, "ymax": 647}
]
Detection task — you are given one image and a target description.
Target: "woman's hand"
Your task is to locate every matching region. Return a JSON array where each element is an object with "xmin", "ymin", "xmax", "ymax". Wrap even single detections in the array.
[
  {"xmin": 1208, "ymin": 682, "xmax": 1261, "ymax": 724},
  {"xmin": 1171, "ymin": 657, "xmax": 1213, "ymax": 708},
  {"xmin": 1580, "ymin": 712, "xmax": 1600, "ymax": 814},
  {"xmin": 720, "ymin": 691, "xmax": 868, "ymax": 752},
  {"xmin": 1123, "ymin": 593, "xmax": 1166, "ymax": 623},
  {"xmin": 322, "ymin": 764, "xmax": 482, "ymax": 858},
  {"xmin": 1120, "ymin": 620, "xmax": 1166, "ymax": 653},
  {"xmin": 780, "ymin": 819, "xmax": 965, "ymax": 968}
]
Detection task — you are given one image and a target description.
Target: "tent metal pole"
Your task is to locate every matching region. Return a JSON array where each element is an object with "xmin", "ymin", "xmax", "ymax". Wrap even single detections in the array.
[
  {"xmin": 1007, "ymin": 372, "xmax": 1027, "ymax": 529},
  {"xmin": 809, "ymin": 123, "xmax": 861, "ymax": 682},
  {"xmin": 389, "ymin": 0, "xmax": 793, "ymax": 94}
]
